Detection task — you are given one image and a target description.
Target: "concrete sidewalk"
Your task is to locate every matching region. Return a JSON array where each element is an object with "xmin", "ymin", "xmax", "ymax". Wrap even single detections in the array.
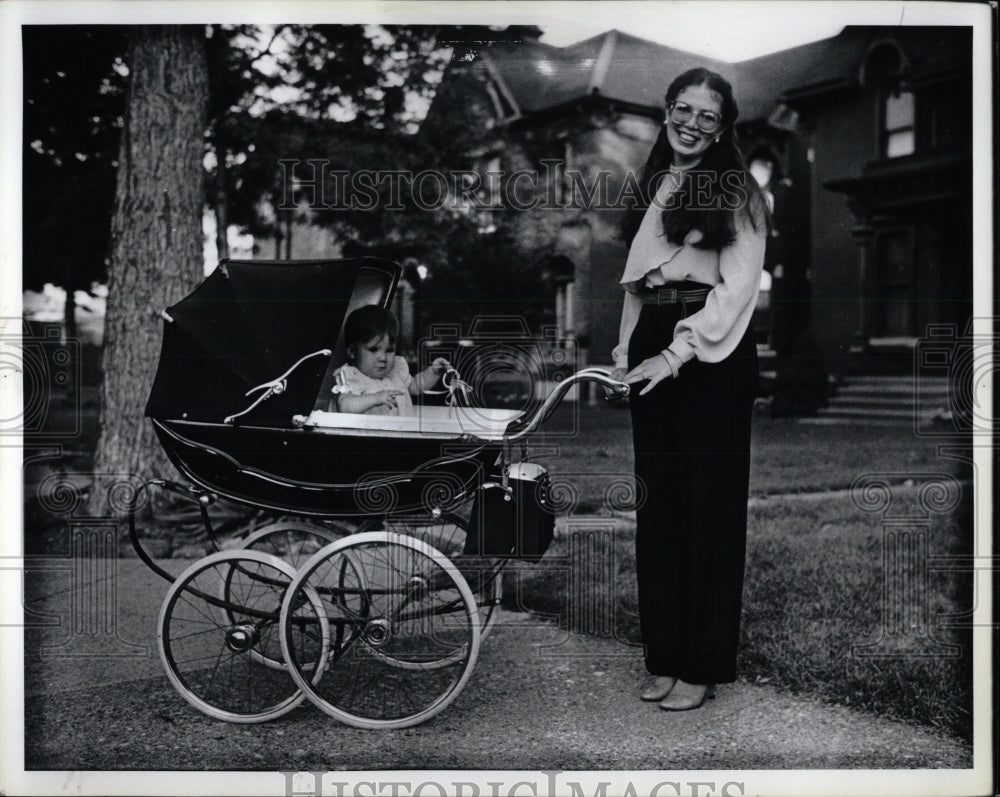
[{"xmin": 16, "ymin": 555, "xmax": 973, "ymax": 773}]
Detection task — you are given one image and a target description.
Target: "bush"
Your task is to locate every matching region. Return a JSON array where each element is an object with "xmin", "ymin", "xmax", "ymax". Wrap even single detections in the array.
[{"xmin": 771, "ymin": 329, "xmax": 830, "ymax": 417}]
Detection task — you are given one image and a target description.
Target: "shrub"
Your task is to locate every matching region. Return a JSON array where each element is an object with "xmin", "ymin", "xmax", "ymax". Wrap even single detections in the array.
[{"xmin": 771, "ymin": 329, "xmax": 830, "ymax": 417}]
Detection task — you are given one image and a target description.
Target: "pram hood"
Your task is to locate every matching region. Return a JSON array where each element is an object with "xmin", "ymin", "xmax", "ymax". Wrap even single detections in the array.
[{"xmin": 146, "ymin": 257, "xmax": 400, "ymax": 425}]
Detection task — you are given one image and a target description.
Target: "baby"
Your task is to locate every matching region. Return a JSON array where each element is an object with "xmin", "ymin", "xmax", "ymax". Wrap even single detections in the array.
[{"xmin": 332, "ymin": 305, "xmax": 449, "ymax": 415}]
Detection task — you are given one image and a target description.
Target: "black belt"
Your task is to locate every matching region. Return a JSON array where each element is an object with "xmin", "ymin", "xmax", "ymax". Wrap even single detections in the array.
[{"xmin": 638, "ymin": 286, "xmax": 711, "ymax": 306}]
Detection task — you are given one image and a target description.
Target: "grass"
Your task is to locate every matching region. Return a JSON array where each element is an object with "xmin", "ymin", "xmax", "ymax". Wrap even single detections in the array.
[
  {"xmin": 510, "ymin": 402, "xmax": 974, "ymax": 740},
  {"xmin": 739, "ymin": 492, "xmax": 973, "ymax": 737},
  {"xmin": 506, "ymin": 487, "xmax": 974, "ymax": 741},
  {"xmin": 525, "ymin": 402, "xmax": 969, "ymax": 510}
]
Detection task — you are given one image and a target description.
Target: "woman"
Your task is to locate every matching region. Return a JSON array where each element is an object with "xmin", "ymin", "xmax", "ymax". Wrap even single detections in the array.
[{"xmin": 610, "ymin": 67, "xmax": 768, "ymax": 711}]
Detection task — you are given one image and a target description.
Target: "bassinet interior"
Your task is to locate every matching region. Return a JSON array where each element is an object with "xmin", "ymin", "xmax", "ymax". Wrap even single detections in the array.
[{"xmin": 303, "ymin": 405, "xmax": 523, "ymax": 440}]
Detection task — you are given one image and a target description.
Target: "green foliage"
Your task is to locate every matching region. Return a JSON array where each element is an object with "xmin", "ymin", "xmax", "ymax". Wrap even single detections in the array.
[
  {"xmin": 410, "ymin": 214, "xmax": 555, "ymax": 332},
  {"xmin": 771, "ymin": 329, "xmax": 832, "ymax": 417},
  {"xmin": 24, "ymin": 23, "xmax": 561, "ymax": 336},
  {"xmin": 22, "ymin": 26, "xmax": 128, "ymax": 292}
]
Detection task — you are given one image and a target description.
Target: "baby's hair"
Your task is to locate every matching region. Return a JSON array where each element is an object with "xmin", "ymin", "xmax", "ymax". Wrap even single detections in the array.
[{"xmin": 344, "ymin": 305, "xmax": 399, "ymax": 361}]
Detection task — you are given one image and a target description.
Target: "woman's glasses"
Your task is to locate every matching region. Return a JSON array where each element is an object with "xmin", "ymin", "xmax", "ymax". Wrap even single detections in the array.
[{"xmin": 666, "ymin": 101, "xmax": 723, "ymax": 134}]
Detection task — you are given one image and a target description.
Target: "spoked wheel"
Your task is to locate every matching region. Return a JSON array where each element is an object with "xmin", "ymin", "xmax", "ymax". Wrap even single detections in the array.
[
  {"xmin": 240, "ymin": 520, "xmax": 350, "ymax": 569},
  {"xmin": 230, "ymin": 522, "xmax": 347, "ymax": 670},
  {"xmin": 280, "ymin": 532, "xmax": 480, "ymax": 729},
  {"xmin": 360, "ymin": 510, "xmax": 504, "ymax": 640},
  {"xmin": 158, "ymin": 550, "xmax": 329, "ymax": 723}
]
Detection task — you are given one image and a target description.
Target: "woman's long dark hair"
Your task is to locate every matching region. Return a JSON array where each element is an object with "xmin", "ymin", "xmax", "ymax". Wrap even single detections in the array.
[{"xmin": 621, "ymin": 67, "xmax": 769, "ymax": 250}]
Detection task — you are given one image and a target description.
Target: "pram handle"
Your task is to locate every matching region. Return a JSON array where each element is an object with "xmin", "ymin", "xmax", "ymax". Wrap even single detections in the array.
[{"xmin": 504, "ymin": 368, "xmax": 629, "ymax": 442}]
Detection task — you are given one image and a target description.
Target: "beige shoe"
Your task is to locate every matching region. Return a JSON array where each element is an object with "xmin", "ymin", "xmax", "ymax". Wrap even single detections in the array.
[
  {"xmin": 640, "ymin": 676, "xmax": 678, "ymax": 702},
  {"xmin": 658, "ymin": 681, "xmax": 716, "ymax": 711}
]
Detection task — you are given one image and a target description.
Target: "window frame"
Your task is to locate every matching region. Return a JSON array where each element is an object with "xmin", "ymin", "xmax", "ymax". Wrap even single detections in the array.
[{"xmin": 881, "ymin": 83, "xmax": 916, "ymax": 159}]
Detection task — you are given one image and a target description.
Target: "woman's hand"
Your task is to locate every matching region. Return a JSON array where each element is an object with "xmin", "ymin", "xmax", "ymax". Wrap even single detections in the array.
[
  {"xmin": 604, "ymin": 367, "xmax": 629, "ymax": 399},
  {"xmin": 623, "ymin": 354, "xmax": 675, "ymax": 396}
]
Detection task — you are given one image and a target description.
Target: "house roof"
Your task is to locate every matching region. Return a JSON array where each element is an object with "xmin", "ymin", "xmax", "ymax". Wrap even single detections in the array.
[
  {"xmin": 479, "ymin": 34, "xmax": 596, "ymax": 113},
  {"xmin": 737, "ymin": 26, "xmax": 972, "ymax": 119},
  {"xmin": 480, "ymin": 25, "xmax": 971, "ymax": 124},
  {"xmin": 591, "ymin": 31, "xmax": 736, "ymax": 111},
  {"xmin": 483, "ymin": 29, "xmax": 735, "ymax": 116}
]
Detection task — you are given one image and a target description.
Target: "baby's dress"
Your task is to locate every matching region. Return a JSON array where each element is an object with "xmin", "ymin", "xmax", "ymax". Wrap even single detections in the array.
[{"xmin": 332, "ymin": 356, "xmax": 414, "ymax": 416}]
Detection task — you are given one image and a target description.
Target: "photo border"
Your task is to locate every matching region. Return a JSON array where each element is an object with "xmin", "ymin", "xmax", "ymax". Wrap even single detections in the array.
[{"xmin": 1, "ymin": 2, "xmax": 994, "ymax": 795}]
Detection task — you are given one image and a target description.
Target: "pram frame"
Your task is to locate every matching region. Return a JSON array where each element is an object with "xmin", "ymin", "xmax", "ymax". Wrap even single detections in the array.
[{"xmin": 132, "ymin": 256, "xmax": 630, "ymax": 728}]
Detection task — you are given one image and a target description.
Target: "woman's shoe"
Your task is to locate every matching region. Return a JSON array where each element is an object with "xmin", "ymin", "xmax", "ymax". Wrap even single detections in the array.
[
  {"xmin": 640, "ymin": 676, "xmax": 678, "ymax": 702},
  {"xmin": 658, "ymin": 681, "xmax": 716, "ymax": 711}
]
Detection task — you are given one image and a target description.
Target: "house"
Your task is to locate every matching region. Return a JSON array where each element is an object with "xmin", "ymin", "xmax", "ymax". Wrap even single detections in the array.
[
  {"xmin": 436, "ymin": 25, "xmax": 973, "ymax": 377},
  {"xmin": 738, "ymin": 26, "xmax": 972, "ymax": 375}
]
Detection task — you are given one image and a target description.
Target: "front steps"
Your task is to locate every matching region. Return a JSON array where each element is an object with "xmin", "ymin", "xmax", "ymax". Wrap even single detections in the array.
[{"xmin": 799, "ymin": 375, "xmax": 951, "ymax": 427}]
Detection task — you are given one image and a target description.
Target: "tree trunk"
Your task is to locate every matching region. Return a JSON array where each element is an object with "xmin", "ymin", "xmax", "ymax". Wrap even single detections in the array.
[
  {"xmin": 62, "ymin": 267, "xmax": 77, "ymax": 342},
  {"xmin": 215, "ymin": 152, "xmax": 229, "ymax": 261},
  {"xmin": 90, "ymin": 26, "xmax": 207, "ymax": 514},
  {"xmin": 62, "ymin": 265, "xmax": 77, "ymax": 408}
]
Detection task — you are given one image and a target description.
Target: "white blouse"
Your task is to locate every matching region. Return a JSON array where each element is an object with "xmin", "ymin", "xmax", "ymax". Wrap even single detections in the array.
[{"xmin": 612, "ymin": 173, "xmax": 766, "ymax": 372}]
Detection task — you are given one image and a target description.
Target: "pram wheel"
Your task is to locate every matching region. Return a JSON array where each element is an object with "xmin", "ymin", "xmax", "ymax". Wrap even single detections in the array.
[
  {"xmin": 240, "ymin": 521, "xmax": 348, "ymax": 569},
  {"xmin": 158, "ymin": 550, "xmax": 329, "ymax": 723},
  {"xmin": 280, "ymin": 531, "xmax": 480, "ymax": 729},
  {"xmin": 232, "ymin": 522, "xmax": 348, "ymax": 670},
  {"xmin": 361, "ymin": 510, "xmax": 504, "ymax": 640}
]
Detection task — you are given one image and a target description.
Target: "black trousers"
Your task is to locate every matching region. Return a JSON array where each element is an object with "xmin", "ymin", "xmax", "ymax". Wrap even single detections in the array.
[{"xmin": 627, "ymin": 296, "xmax": 757, "ymax": 683}]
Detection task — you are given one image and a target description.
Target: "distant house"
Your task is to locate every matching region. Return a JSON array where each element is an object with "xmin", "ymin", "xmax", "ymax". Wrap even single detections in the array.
[
  {"xmin": 430, "ymin": 25, "xmax": 973, "ymax": 377},
  {"xmin": 738, "ymin": 26, "xmax": 972, "ymax": 375}
]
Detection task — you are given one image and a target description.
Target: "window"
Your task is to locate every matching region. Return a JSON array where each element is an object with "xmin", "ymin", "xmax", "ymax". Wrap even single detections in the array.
[
  {"xmin": 546, "ymin": 255, "xmax": 575, "ymax": 338},
  {"xmin": 884, "ymin": 88, "xmax": 915, "ymax": 158},
  {"xmin": 485, "ymin": 78, "xmax": 516, "ymax": 122},
  {"xmin": 862, "ymin": 41, "xmax": 916, "ymax": 159}
]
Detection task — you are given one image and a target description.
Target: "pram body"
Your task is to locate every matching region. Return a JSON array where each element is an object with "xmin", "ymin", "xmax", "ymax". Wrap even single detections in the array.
[{"xmin": 131, "ymin": 257, "xmax": 628, "ymax": 728}]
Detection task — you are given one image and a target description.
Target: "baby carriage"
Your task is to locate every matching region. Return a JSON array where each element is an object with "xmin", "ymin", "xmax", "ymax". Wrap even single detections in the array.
[{"xmin": 128, "ymin": 257, "xmax": 628, "ymax": 728}]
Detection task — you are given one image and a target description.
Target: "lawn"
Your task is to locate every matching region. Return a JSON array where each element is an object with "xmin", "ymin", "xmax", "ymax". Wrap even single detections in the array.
[
  {"xmin": 523, "ymin": 401, "xmax": 969, "ymax": 510},
  {"xmin": 505, "ymin": 400, "xmax": 975, "ymax": 741},
  {"xmin": 505, "ymin": 487, "xmax": 974, "ymax": 740}
]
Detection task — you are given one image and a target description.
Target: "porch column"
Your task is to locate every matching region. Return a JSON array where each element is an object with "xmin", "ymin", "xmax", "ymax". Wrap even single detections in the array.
[{"xmin": 847, "ymin": 203, "xmax": 875, "ymax": 350}]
